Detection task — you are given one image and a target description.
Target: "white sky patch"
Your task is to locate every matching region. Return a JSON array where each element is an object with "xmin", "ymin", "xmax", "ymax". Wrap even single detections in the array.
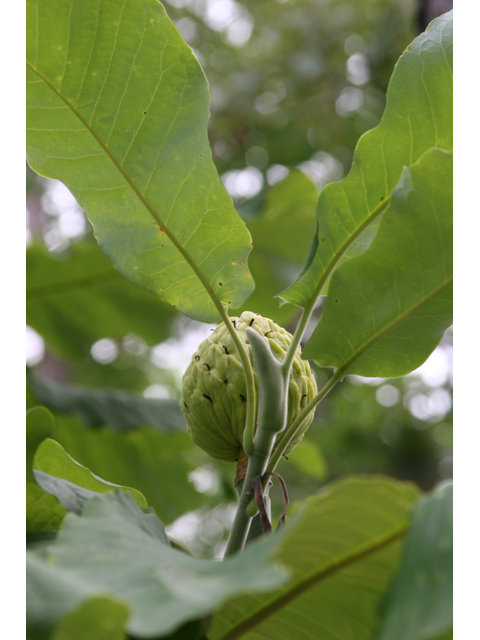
[
  {"xmin": 90, "ymin": 338, "xmax": 119, "ymax": 364},
  {"xmin": 26, "ymin": 326, "xmax": 45, "ymax": 367},
  {"xmin": 143, "ymin": 384, "xmax": 172, "ymax": 400},
  {"xmin": 221, "ymin": 167, "xmax": 264, "ymax": 199}
]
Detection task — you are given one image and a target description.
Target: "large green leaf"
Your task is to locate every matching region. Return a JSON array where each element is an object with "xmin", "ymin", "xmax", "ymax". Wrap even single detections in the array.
[
  {"xmin": 49, "ymin": 413, "xmax": 207, "ymax": 524},
  {"xmin": 375, "ymin": 482, "xmax": 453, "ymax": 640},
  {"xmin": 303, "ymin": 148, "xmax": 452, "ymax": 377},
  {"xmin": 281, "ymin": 11, "xmax": 452, "ymax": 307},
  {"xmin": 29, "ymin": 376, "xmax": 185, "ymax": 432},
  {"xmin": 208, "ymin": 476, "xmax": 420, "ymax": 640},
  {"xmin": 27, "ymin": 491, "xmax": 288, "ymax": 640},
  {"xmin": 26, "ymin": 0, "xmax": 254, "ymax": 322},
  {"xmin": 27, "ymin": 241, "xmax": 176, "ymax": 359}
]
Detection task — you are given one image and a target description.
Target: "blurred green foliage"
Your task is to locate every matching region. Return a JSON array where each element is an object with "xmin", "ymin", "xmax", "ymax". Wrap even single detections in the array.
[{"xmin": 26, "ymin": 0, "xmax": 452, "ymax": 557}]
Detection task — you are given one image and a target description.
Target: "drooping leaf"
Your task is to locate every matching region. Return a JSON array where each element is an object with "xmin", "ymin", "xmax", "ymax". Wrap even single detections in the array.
[
  {"xmin": 26, "ymin": 0, "xmax": 254, "ymax": 322},
  {"xmin": 207, "ymin": 476, "xmax": 420, "ymax": 640},
  {"xmin": 26, "ymin": 241, "xmax": 177, "ymax": 359},
  {"xmin": 50, "ymin": 413, "xmax": 208, "ymax": 524},
  {"xmin": 281, "ymin": 11, "xmax": 452, "ymax": 307},
  {"xmin": 33, "ymin": 437, "xmax": 148, "ymax": 514},
  {"xmin": 47, "ymin": 597, "xmax": 129, "ymax": 640},
  {"xmin": 27, "ymin": 491, "xmax": 288, "ymax": 640},
  {"xmin": 375, "ymin": 482, "xmax": 453, "ymax": 640},
  {"xmin": 29, "ymin": 376, "xmax": 185, "ymax": 432},
  {"xmin": 303, "ymin": 148, "xmax": 452, "ymax": 377}
]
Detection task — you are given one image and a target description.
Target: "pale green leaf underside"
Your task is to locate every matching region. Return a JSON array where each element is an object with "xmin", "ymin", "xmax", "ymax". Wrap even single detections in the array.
[
  {"xmin": 280, "ymin": 11, "xmax": 452, "ymax": 307},
  {"xmin": 208, "ymin": 476, "xmax": 420, "ymax": 640},
  {"xmin": 26, "ymin": 0, "xmax": 254, "ymax": 322},
  {"xmin": 303, "ymin": 148, "xmax": 452, "ymax": 377},
  {"xmin": 376, "ymin": 482, "xmax": 452, "ymax": 640},
  {"xmin": 27, "ymin": 491, "xmax": 287, "ymax": 639}
]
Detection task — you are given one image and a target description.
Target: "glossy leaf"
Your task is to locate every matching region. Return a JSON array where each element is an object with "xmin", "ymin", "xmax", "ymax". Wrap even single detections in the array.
[
  {"xmin": 303, "ymin": 148, "xmax": 452, "ymax": 377},
  {"xmin": 33, "ymin": 437, "xmax": 148, "ymax": 513},
  {"xmin": 376, "ymin": 482, "xmax": 453, "ymax": 640},
  {"xmin": 29, "ymin": 376, "xmax": 185, "ymax": 432},
  {"xmin": 50, "ymin": 413, "xmax": 207, "ymax": 524},
  {"xmin": 26, "ymin": 242, "xmax": 177, "ymax": 359},
  {"xmin": 208, "ymin": 476, "xmax": 420, "ymax": 640},
  {"xmin": 26, "ymin": 0, "xmax": 254, "ymax": 322},
  {"xmin": 27, "ymin": 491, "xmax": 288, "ymax": 639},
  {"xmin": 281, "ymin": 11, "xmax": 452, "ymax": 307},
  {"xmin": 48, "ymin": 597, "xmax": 129, "ymax": 640}
]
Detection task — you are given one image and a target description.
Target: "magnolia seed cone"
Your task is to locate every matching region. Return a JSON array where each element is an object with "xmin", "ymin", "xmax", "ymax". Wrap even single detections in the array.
[{"xmin": 180, "ymin": 311, "xmax": 318, "ymax": 462}]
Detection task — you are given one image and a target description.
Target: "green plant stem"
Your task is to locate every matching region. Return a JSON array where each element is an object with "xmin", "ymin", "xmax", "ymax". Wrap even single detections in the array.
[
  {"xmin": 268, "ymin": 369, "xmax": 343, "ymax": 474},
  {"xmin": 224, "ymin": 329, "xmax": 288, "ymax": 556}
]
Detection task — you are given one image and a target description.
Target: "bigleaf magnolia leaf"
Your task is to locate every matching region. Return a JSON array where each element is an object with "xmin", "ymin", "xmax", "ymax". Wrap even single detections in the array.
[
  {"xmin": 26, "ymin": 0, "xmax": 254, "ymax": 322},
  {"xmin": 303, "ymin": 148, "xmax": 452, "ymax": 377},
  {"xmin": 26, "ymin": 491, "xmax": 288, "ymax": 639},
  {"xmin": 281, "ymin": 11, "xmax": 452, "ymax": 307},
  {"xmin": 375, "ymin": 482, "xmax": 453, "ymax": 640},
  {"xmin": 207, "ymin": 476, "xmax": 420, "ymax": 640}
]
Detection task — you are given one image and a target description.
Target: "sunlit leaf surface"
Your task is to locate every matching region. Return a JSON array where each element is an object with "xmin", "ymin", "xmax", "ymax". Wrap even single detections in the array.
[{"xmin": 26, "ymin": 0, "xmax": 254, "ymax": 322}]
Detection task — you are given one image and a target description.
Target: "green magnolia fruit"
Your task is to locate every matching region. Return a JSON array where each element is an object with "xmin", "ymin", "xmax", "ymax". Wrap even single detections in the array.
[{"xmin": 181, "ymin": 311, "xmax": 317, "ymax": 462}]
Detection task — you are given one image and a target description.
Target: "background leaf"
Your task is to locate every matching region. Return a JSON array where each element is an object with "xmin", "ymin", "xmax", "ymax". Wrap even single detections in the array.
[
  {"xmin": 27, "ymin": 407, "xmax": 66, "ymax": 531},
  {"xmin": 29, "ymin": 376, "xmax": 185, "ymax": 432},
  {"xmin": 33, "ymin": 437, "xmax": 148, "ymax": 512},
  {"xmin": 46, "ymin": 413, "xmax": 208, "ymax": 525},
  {"xmin": 208, "ymin": 476, "xmax": 420, "ymax": 640},
  {"xmin": 47, "ymin": 597, "xmax": 129, "ymax": 640},
  {"xmin": 26, "ymin": 0, "xmax": 254, "ymax": 322},
  {"xmin": 281, "ymin": 11, "xmax": 452, "ymax": 307},
  {"xmin": 233, "ymin": 170, "xmax": 318, "ymax": 325},
  {"xmin": 27, "ymin": 241, "xmax": 177, "ymax": 360},
  {"xmin": 27, "ymin": 491, "xmax": 288, "ymax": 639},
  {"xmin": 375, "ymin": 482, "xmax": 453, "ymax": 640},
  {"xmin": 303, "ymin": 148, "xmax": 452, "ymax": 377}
]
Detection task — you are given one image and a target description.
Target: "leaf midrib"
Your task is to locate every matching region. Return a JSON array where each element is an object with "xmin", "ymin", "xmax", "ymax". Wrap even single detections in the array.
[
  {"xmin": 217, "ymin": 525, "xmax": 407, "ymax": 640},
  {"xmin": 332, "ymin": 276, "xmax": 453, "ymax": 373},
  {"xmin": 26, "ymin": 61, "xmax": 224, "ymax": 315}
]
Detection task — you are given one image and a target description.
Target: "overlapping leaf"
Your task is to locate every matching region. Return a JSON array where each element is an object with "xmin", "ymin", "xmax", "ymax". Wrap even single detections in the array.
[
  {"xmin": 376, "ymin": 482, "xmax": 453, "ymax": 640},
  {"xmin": 27, "ymin": 491, "xmax": 288, "ymax": 639},
  {"xmin": 49, "ymin": 413, "xmax": 208, "ymax": 524},
  {"xmin": 29, "ymin": 376, "xmax": 185, "ymax": 432},
  {"xmin": 26, "ymin": 0, "xmax": 254, "ymax": 322},
  {"xmin": 281, "ymin": 11, "xmax": 452, "ymax": 307},
  {"xmin": 207, "ymin": 476, "xmax": 420, "ymax": 640},
  {"xmin": 303, "ymin": 148, "xmax": 452, "ymax": 377},
  {"xmin": 27, "ymin": 242, "xmax": 177, "ymax": 359}
]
